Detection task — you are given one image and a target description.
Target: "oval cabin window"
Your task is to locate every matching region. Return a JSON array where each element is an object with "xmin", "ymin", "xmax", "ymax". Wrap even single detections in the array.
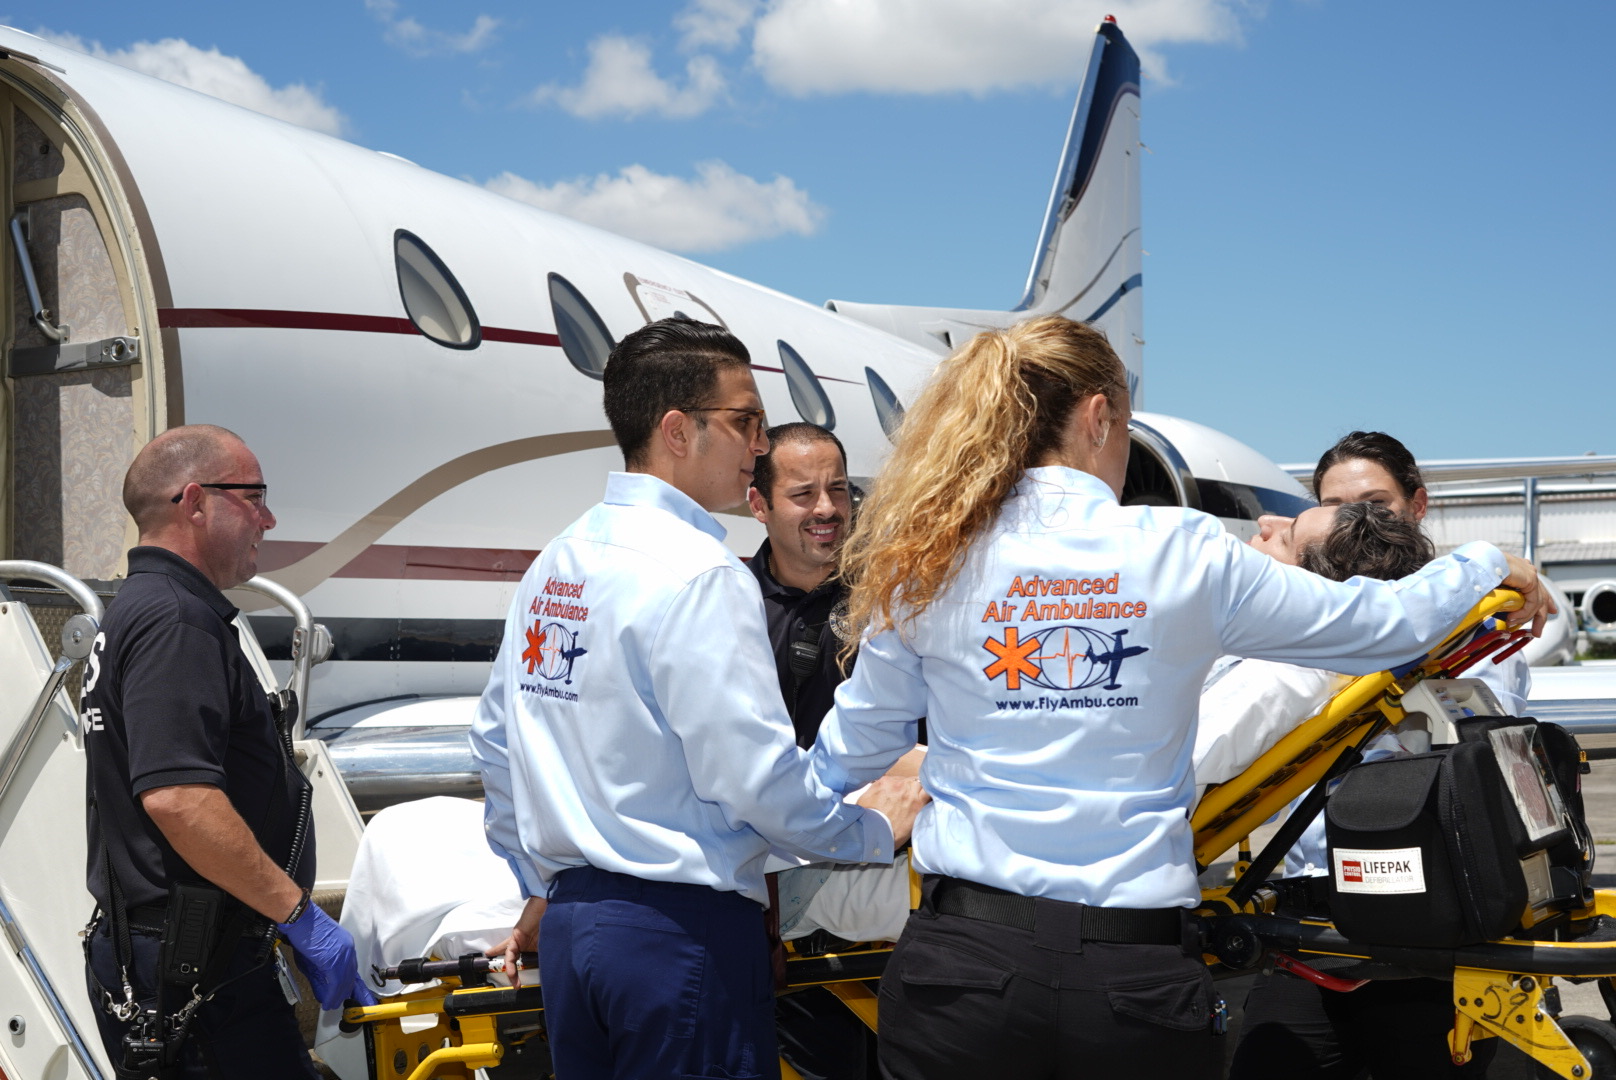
[
  {"xmin": 549, "ymin": 273, "xmax": 615, "ymax": 380},
  {"xmin": 778, "ymin": 341, "xmax": 835, "ymax": 430},
  {"xmin": 394, "ymin": 230, "xmax": 480, "ymax": 349},
  {"xmin": 864, "ymin": 367, "xmax": 905, "ymax": 441}
]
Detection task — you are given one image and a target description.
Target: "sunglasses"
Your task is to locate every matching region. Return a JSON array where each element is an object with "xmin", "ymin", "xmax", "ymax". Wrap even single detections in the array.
[
  {"xmin": 679, "ymin": 406, "xmax": 768, "ymax": 439},
  {"xmin": 170, "ymin": 483, "xmax": 269, "ymax": 504}
]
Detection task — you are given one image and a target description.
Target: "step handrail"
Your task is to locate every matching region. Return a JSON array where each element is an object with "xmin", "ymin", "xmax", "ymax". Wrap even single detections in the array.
[
  {"xmin": 0, "ymin": 560, "xmax": 102, "ymax": 804},
  {"xmin": 0, "ymin": 560, "xmax": 108, "ymax": 1079},
  {"xmin": 236, "ymin": 574, "xmax": 320, "ymax": 740}
]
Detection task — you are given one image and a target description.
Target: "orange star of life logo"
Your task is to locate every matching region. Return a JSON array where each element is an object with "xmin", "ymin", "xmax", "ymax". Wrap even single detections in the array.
[
  {"xmin": 982, "ymin": 627, "xmax": 1041, "ymax": 690},
  {"xmin": 522, "ymin": 622, "xmax": 547, "ymax": 675}
]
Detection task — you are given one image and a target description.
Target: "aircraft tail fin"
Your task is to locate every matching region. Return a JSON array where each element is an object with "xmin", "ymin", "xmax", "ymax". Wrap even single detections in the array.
[{"xmin": 826, "ymin": 18, "xmax": 1144, "ymax": 398}]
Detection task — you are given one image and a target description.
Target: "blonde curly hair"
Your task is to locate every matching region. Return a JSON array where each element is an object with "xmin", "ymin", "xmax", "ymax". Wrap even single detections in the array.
[{"xmin": 841, "ymin": 315, "xmax": 1127, "ymax": 644}]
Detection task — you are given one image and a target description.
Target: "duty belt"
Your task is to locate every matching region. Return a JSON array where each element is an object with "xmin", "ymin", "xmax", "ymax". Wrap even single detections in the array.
[{"xmin": 930, "ymin": 877, "xmax": 1184, "ymax": 945}]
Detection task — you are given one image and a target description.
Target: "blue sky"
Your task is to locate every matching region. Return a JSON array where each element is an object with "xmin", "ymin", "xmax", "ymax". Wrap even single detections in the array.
[{"xmin": 25, "ymin": 1, "xmax": 1616, "ymax": 465}]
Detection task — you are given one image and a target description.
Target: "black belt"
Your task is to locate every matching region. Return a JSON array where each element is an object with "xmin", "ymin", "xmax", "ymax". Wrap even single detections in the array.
[
  {"xmin": 126, "ymin": 905, "xmax": 168, "ymax": 933},
  {"xmin": 931, "ymin": 877, "xmax": 1184, "ymax": 945}
]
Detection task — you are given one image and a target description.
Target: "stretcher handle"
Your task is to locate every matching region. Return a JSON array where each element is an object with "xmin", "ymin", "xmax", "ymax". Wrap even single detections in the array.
[{"xmin": 377, "ymin": 951, "xmax": 536, "ymax": 984}]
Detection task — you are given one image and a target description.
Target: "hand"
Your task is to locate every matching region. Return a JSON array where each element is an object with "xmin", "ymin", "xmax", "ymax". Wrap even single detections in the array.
[
  {"xmin": 857, "ymin": 774, "xmax": 931, "ymax": 849},
  {"xmin": 486, "ymin": 896, "xmax": 546, "ymax": 978},
  {"xmin": 1501, "ymin": 554, "xmax": 1557, "ymax": 638},
  {"xmin": 278, "ymin": 902, "xmax": 378, "ymax": 1010}
]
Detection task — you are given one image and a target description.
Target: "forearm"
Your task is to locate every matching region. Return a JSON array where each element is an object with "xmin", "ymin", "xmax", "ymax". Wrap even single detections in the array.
[{"xmin": 140, "ymin": 784, "xmax": 303, "ymax": 922}]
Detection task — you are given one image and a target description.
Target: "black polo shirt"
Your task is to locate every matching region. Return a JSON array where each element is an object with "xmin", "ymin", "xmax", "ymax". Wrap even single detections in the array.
[
  {"xmin": 748, "ymin": 539, "xmax": 852, "ymax": 749},
  {"xmin": 83, "ymin": 546, "xmax": 313, "ymax": 912}
]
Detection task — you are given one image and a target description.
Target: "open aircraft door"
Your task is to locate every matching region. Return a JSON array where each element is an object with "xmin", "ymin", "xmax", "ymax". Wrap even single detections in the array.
[
  {"xmin": 1, "ymin": 47, "xmax": 166, "ymax": 577},
  {"xmin": 0, "ymin": 48, "xmax": 169, "ymax": 1080}
]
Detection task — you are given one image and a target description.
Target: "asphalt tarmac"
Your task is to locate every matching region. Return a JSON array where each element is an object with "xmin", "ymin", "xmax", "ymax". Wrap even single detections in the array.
[{"xmin": 1201, "ymin": 756, "xmax": 1616, "ymax": 1078}]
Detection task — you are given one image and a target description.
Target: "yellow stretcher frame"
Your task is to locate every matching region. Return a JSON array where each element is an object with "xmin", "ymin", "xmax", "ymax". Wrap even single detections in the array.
[
  {"xmin": 1194, "ymin": 588, "xmax": 1616, "ymax": 1078},
  {"xmin": 344, "ymin": 589, "xmax": 1616, "ymax": 1079}
]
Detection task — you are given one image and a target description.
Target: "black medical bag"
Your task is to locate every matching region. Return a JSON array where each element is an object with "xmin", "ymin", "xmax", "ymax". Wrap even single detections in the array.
[{"xmin": 1324, "ymin": 718, "xmax": 1590, "ymax": 948}]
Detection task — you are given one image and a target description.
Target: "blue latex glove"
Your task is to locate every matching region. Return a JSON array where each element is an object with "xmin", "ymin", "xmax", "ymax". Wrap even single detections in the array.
[{"xmin": 277, "ymin": 902, "xmax": 379, "ymax": 1010}]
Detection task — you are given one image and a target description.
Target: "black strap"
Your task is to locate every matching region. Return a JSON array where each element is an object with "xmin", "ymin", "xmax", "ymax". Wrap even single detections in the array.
[
  {"xmin": 785, "ymin": 620, "xmax": 825, "ymax": 712},
  {"xmin": 931, "ymin": 877, "xmax": 1183, "ymax": 944}
]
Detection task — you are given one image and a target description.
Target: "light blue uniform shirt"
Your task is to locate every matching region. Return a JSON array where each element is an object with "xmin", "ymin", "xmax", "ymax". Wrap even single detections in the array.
[
  {"xmin": 809, "ymin": 467, "xmax": 1512, "ymax": 910},
  {"xmin": 471, "ymin": 472, "xmax": 892, "ymax": 907}
]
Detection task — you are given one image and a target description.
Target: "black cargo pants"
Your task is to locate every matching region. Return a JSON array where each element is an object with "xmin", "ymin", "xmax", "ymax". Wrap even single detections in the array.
[{"xmin": 876, "ymin": 878, "xmax": 1219, "ymax": 1080}]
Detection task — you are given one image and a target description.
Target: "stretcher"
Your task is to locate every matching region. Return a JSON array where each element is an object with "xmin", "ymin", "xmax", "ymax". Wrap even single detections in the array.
[{"xmin": 341, "ymin": 588, "xmax": 1616, "ymax": 1079}]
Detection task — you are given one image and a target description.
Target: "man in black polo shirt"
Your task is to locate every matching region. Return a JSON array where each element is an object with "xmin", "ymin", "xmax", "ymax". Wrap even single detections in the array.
[
  {"xmin": 746, "ymin": 423, "xmax": 854, "ymax": 749},
  {"xmin": 747, "ymin": 424, "xmax": 925, "ymax": 1080},
  {"xmin": 82, "ymin": 424, "xmax": 373, "ymax": 1078}
]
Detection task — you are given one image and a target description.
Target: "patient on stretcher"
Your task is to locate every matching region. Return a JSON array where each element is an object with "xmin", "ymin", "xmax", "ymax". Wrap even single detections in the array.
[{"xmin": 1193, "ymin": 502, "xmax": 1528, "ymax": 811}]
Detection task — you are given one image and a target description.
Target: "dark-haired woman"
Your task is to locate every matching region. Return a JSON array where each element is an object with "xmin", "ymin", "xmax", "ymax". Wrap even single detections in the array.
[
  {"xmin": 804, "ymin": 316, "xmax": 1551, "ymax": 1080},
  {"xmin": 1314, "ymin": 429, "xmax": 1428, "ymax": 522},
  {"xmin": 1229, "ymin": 433, "xmax": 1530, "ymax": 1080}
]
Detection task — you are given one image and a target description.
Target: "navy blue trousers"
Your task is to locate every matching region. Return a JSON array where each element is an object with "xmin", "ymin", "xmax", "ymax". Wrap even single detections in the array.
[{"xmin": 540, "ymin": 866, "xmax": 776, "ymax": 1080}]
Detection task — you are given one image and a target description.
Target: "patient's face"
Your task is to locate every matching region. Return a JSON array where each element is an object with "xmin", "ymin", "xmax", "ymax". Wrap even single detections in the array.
[{"xmin": 1248, "ymin": 506, "xmax": 1338, "ymax": 566}]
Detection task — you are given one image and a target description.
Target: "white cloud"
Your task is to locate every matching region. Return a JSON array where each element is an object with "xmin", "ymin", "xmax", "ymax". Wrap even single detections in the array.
[
  {"xmin": 674, "ymin": 0, "xmax": 760, "ymax": 51},
  {"xmin": 529, "ymin": 35, "xmax": 725, "ymax": 119},
  {"xmin": 364, "ymin": 0, "xmax": 500, "ymax": 58},
  {"xmin": 484, "ymin": 162, "xmax": 826, "ymax": 253},
  {"xmin": 751, "ymin": 0, "xmax": 1252, "ymax": 94},
  {"xmin": 38, "ymin": 31, "xmax": 347, "ymax": 135}
]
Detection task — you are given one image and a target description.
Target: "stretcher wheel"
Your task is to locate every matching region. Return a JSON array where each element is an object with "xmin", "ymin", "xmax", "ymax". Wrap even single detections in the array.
[{"xmin": 1538, "ymin": 1015, "xmax": 1616, "ymax": 1079}]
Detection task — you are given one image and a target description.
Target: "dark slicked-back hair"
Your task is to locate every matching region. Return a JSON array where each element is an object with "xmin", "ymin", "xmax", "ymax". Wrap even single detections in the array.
[
  {"xmin": 602, "ymin": 317, "xmax": 753, "ymax": 468},
  {"xmin": 122, "ymin": 424, "xmax": 246, "ymax": 531},
  {"xmin": 1313, "ymin": 430, "xmax": 1425, "ymax": 501},
  {"xmin": 752, "ymin": 423, "xmax": 846, "ymax": 507},
  {"xmin": 1299, "ymin": 501, "xmax": 1434, "ymax": 583}
]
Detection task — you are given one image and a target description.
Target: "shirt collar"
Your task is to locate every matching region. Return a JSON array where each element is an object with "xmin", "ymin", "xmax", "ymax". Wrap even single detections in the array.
[
  {"xmin": 126, "ymin": 546, "xmax": 240, "ymax": 622},
  {"xmin": 604, "ymin": 471, "xmax": 727, "ymax": 543},
  {"xmin": 1013, "ymin": 465, "xmax": 1119, "ymax": 503},
  {"xmin": 743, "ymin": 536, "xmax": 801, "ymax": 604}
]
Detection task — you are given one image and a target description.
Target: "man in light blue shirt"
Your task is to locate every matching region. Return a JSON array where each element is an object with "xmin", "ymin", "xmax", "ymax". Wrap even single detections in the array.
[{"xmin": 470, "ymin": 318, "xmax": 917, "ymax": 1080}]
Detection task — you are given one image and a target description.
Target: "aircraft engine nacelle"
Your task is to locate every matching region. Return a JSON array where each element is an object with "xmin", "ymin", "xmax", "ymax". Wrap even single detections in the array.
[
  {"xmin": 1581, "ymin": 581, "xmax": 1616, "ymax": 647},
  {"xmin": 1124, "ymin": 412, "xmax": 1314, "ymax": 538}
]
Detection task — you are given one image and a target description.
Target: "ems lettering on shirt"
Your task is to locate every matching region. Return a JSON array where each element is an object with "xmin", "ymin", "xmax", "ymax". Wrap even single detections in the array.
[
  {"xmin": 980, "ymin": 571, "xmax": 1151, "ymax": 702},
  {"xmin": 979, "ymin": 573, "xmax": 1149, "ymax": 623},
  {"xmin": 518, "ymin": 576, "xmax": 591, "ymax": 698},
  {"xmin": 534, "ymin": 576, "xmax": 589, "ymax": 622}
]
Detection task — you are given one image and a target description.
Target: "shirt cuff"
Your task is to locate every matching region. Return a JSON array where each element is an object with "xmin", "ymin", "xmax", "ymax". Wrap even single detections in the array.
[
  {"xmin": 1450, "ymin": 541, "xmax": 1510, "ymax": 586},
  {"xmin": 856, "ymin": 806, "xmax": 896, "ymax": 865}
]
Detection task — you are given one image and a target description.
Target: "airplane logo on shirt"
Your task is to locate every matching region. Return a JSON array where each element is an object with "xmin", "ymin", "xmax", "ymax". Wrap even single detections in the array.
[
  {"xmin": 982, "ymin": 626, "xmax": 1148, "ymax": 693},
  {"xmin": 522, "ymin": 619, "xmax": 587, "ymax": 683}
]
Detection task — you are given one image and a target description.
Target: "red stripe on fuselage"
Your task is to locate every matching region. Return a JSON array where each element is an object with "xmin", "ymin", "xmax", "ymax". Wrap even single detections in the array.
[
  {"xmin": 159, "ymin": 308, "xmax": 561, "ymax": 347},
  {"xmin": 258, "ymin": 540, "xmax": 539, "ymax": 582}
]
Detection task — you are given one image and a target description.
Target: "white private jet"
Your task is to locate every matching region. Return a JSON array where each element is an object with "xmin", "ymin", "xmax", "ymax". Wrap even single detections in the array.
[
  {"xmin": 0, "ymin": 18, "xmax": 1324, "ymax": 720},
  {"xmin": 0, "ymin": 18, "xmax": 1608, "ymax": 1079},
  {"xmin": 2, "ymin": 15, "xmax": 1587, "ymax": 793}
]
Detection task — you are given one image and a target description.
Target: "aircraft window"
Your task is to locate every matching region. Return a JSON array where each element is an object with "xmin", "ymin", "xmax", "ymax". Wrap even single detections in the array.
[
  {"xmin": 394, "ymin": 230, "xmax": 480, "ymax": 349},
  {"xmin": 864, "ymin": 367, "xmax": 905, "ymax": 441},
  {"xmin": 778, "ymin": 341, "xmax": 836, "ymax": 430},
  {"xmin": 549, "ymin": 273, "xmax": 615, "ymax": 380}
]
